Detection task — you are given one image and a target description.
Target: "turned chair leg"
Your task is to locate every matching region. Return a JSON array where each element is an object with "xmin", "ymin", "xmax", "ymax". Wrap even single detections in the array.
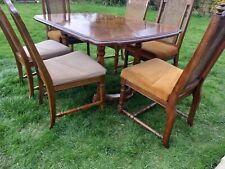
[
  {"xmin": 99, "ymin": 78, "xmax": 105, "ymax": 110},
  {"xmin": 187, "ymin": 85, "xmax": 202, "ymax": 126},
  {"xmin": 114, "ymin": 47, "xmax": 119, "ymax": 74},
  {"xmin": 47, "ymin": 90, "xmax": 56, "ymax": 128},
  {"xmin": 118, "ymin": 79, "xmax": 126, "ymax": 113},
  {"xmin": 163, "ymin": 106, "xmax": 176, "ymax": 148}
]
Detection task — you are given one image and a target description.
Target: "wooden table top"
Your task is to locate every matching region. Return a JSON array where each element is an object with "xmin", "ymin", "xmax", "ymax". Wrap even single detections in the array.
[{"xmin": 34, "ymin": 13, "xmax": 181, "ymax": 45}]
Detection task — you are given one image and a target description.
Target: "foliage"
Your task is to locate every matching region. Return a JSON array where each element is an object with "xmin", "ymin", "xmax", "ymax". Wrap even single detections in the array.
[
  {"xmin": 0, "ymin": 3, "xmax": 225, "ymax": 169},
  {"xmin": 77, "ymin": 0, "xmax": 225, "ymax": 15},
  {"xmin": 5, "ymin": 0, "xmax": 225, "ymax": 14},
  {"xmin": 0, "ymin": 0, "xmax": 15, "ymax": 4},
  {"xmin": 97, "ymin": 0, "xmax": 126, "ymax": 5},
  {"xmin": 211, "ymin": 0, "xmax": 225, "ymax": 12},
  {"xmin": 194, "ymin": 0, "xmax": 225, "ymax": 15},
  {"xmin": 72, "ymin": 0, "xmax": 126, "ymax": 5}
]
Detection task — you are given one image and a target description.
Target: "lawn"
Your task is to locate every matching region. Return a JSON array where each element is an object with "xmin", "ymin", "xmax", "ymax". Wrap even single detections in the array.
[{"xmin": 0, "ymin": 2, "xmax": 225, "ymax": 169}]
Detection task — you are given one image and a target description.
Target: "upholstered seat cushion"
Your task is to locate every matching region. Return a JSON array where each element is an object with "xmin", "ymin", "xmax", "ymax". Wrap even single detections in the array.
[
  {"xmin": 47, "ymin": 30, "xmax": 62, "ymax": 42},
  {"xmin": 44, "ymin": 51, "xmax": 106, "ymax": 86},
  {"xmin": 121, "ymin": 58, "xmax": 183, "ymax": 101},
  {"xmin": 48, "ymin": 30, "xmax": 83, "ymax": 44},
  {"xmin": 23, "ymin": 40, "xmax": 71, "ymax": 62},
  {"xmin": 142, "ymin": 40, "xmax": 178, "ymax": 59}
]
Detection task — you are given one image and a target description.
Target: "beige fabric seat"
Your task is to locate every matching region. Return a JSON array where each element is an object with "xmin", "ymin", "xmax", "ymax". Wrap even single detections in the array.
[
  {"xmin": 23, "ymin": 40, "xmax": 71, "ymax": 62},
  {"xmin": 121, "ymin": 58, "xmax": 183, "ymax": 101},
  {"xmin": 142, "ymin": 41, "xmax": 178, "ymax": 60},
  {"xmin": 47, "ymin": 30, "xmax": 62, "ymax": 42},
  {"xmin": 44, "ymin": 51, "xmax": 106, "ymax": 86}
]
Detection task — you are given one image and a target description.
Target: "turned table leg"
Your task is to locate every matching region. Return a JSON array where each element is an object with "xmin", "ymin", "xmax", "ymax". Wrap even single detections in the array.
[{"xmin": 93, "ymin": 45, "xmax": 106, "ymax": 102}]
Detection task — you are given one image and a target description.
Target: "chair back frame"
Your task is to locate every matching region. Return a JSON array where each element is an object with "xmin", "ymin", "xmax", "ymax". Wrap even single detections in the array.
[
  {"xmin": 41, "ymin": 0, "xmax": 70, "ymax": 35},
  {"xmin": 172, "ymin": 13, "xmax": 225, "ymax": 101},
  {"xmin": 41, "ymin": 0, "xmax": 90, "ymax": 55},
  {"xmin": 0, "ymin": 7, "xmax": 29, "ymax": 66},
  {"xmin": 41, "ymin": 0, "xmax": 70, "ymax": 15},
  {"xmin": 156, "ymin": 0, "xmax": 194, "ymax": 47},
  {"xmin": 0, "ymin": 4, "xmax": 36, "ymax": 96},
  {"xmin": 125, "ymin": 0, "xmax": 150, "ymax": 20},
  {"xmin": 4, "ymin": 0, "xmax": 53, "ymax": 90}
]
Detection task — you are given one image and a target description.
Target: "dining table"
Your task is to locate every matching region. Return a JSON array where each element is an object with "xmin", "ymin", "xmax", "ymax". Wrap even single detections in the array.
[{"xmin": 34, "ymin": 12, "xmax": 181, "ymax": 100}]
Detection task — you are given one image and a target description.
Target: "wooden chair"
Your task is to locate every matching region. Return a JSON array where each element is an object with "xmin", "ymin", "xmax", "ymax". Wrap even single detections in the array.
[
  {"xmin": 41, "ymin": 0, "xmax": 90, "ymax": 55},
  {"xmin": 3, "ymin": 0, "xmax": 106, "ymax": 128},
  {"xmin": 118, "ymin": 5, "xmax": 225, "ymax": 148},
  {"xmin": 107, "ymin": 0, "xmax": 150, "ymax": 73},
  {"xmin": 124, "ymin": 0, "xmax": 194, "ymax": 67},
  {"xmin": 3, "ymin": 0, "xmax": 71, "ymax": 97}
]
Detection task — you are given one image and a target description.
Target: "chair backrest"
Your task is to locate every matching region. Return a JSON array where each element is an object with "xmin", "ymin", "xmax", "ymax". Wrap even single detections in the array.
[
  {"xmin": 157, "ymin": 0, "xmax": 194, "ymax": 46},
  {"xmin": 41, "ymin": 0, "xmax": 70, "ymax": 32},
  {"xmin": 173, "ymin": 8, "xmax": 225, "ymax": 99},
  {"xmin": 125, "ymin": 0, "xmax": 150, "ymax": 20},
  {"xmin": 4, "ymin": 0, "xmax": 53, "ymax": 87},
  {"xmin": 41, "ymin": 0, "xmax": 70, "ymax": 15},
  {"xmin": 0, "ymin": 6, "xmax": 30, "ymax": 67}
]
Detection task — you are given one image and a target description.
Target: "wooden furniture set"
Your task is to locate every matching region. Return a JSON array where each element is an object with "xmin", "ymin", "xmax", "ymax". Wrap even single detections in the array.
[{"xmin": 0, "ymin": 0, "xmax": 224, "ymax": 147}]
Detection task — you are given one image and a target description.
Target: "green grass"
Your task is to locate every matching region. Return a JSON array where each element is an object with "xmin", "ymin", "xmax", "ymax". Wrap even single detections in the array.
[{"xmin": 0, "ymin": 2, "xmax": 225, "ymax": 169}]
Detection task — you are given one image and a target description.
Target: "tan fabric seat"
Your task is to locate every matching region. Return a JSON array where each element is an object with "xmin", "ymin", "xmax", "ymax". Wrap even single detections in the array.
[
  {"xmin": 121, "ymin": 58, "xmax": 183, "ymax": 101},
  {"xmin": 23, "ymin": 40, "xmax": 71, "ymax": 62},
  {"xmin": 44, "ymin": 51, "xmax": 106, "ymax": 86},
  {"xmin": 47, "ymin": 30, "xmax": 62, "ymax": 42},
  {"xmin": 142, "ymin": 41, "xmax": 178, "ymax": 60}
]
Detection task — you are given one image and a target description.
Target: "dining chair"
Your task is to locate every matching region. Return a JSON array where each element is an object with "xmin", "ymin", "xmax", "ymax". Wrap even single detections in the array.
[
  {"xmin": 107, "ymin": 0, "xmax": 150, "ymax": 74},
  {"xmin": 124, "ymin": 0, "xmax": 194, "ymax": 67},
  {"xmin": 118, "ymin": 6, "xmax": 225, "ymax": 148},
  {"xmin": 41, "ymin": 0, "xmax": 90, "ymax": 55},
  {"xmin": 3, "ymin": 0, "xmax": 71, "ymax": 97},
  {"xmin": 2, "ymin": 1, "xmax": 106, "ymax": 128}
]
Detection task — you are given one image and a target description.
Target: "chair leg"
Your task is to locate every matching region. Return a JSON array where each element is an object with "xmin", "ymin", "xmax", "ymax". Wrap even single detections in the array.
[
  {"xmin": 173, "ymin": 54, "xmax": 179, "ymax": 66},
  {"xmin": 163, "ymin": 105, "xmax": 176, "ymax": 148},
  {"xmin": 47, "ymin": 89, "xmax": 56, "ymax": 128},
  {"xmin": 61, "ymin": 34, "xmax": 69, "ymax": 46},
  {"xmin": 38, "ymin": 77, "xmax": 44, "ymax": 105},
  {"xmin": 120, "ymin": 49, "xmax": 124, "ymax": 60},
  {"xmin": 87, "ymin": 43, "xmax": 90, "ymax": 56},
  {"xmin": 118, "ymin": 79, "xmax": 126, "ymax": 112},
  {"xmin": 187, "ymin": 85, "xmax": 202, "ymax": 126},
  {"xmin": 114, "ymin": 47, "xmax": 119, "ymax": 74},
  {"xmin": 16, "ymin": 60, "xmax": 24, "ymax": 83},
  {"xmin": 99, "ymin": 77, "xmax": 105, "ymax": 110},
  {"xmin": 124, "ymin": 50, "xmax": 129, "ymax": 68},
  {"xmin": 24, "ymin": 65, "xmax": 34, "ymax": 98},
  {"xmin": 71, "ymin": 44, "xmax": 74, "ymax": 51}
]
